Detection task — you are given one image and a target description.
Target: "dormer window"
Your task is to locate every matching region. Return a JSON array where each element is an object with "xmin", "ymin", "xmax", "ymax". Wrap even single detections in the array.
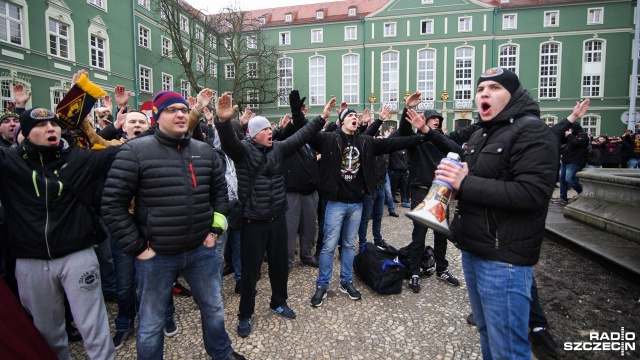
[
  {"xmin": 348, "ymin": 7, "xmax": 357, "ymax": 17},
  {"xmin": 285, "ymin": 13, "xmax": 292, "ymax": 22},
  {"xmin": 259, "ymin": 17, "xmax": 265, "ymax": 25},
  {"xmin": 316, "ymin": 11, "xmax": 324, "ymax": 20}
]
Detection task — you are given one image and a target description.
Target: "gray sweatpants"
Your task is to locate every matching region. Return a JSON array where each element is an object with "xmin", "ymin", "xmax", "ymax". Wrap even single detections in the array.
[
  {"xmin": 286, "ymin": 190, "xmax": 319, "ymax": 266},
  {"xmin": 15, "ymin": 246, "xmax": 115, "ymax": 360}
]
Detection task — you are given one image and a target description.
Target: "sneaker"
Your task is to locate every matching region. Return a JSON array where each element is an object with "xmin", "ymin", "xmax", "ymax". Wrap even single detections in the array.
[
  {"xmin": 466, "ymin": 313, "xmax": 476, "ymax": 326},
  {"xmin": 270, "ymin": 304, "xmax": 296, "ymax": 319},
  {"xmin": 530, "ymin": 328, "xmax": 566, "ymax": 359},
  {"xmin": 339, "ymin": 281, "xmax": 362, "ymax": 301},
  {"xmin": 172, "ymin": 281, "xmax": 192, "ymax": 297},
  {"xmin": 237, "ymin": 318, "xmax": 252, "ymax": 338},
  {"xmin": 408, "ymin": 276, "xmax": 421, "ymax": 293},
  {"xmin": 389, "ymin": 212, "xmax": 400, "ymax": 218},
  {"xmin": 164, "ymin": 317, "xmax": 179, "ymax": 337},
  {"xmin": 113, "ymin": 328, "xmax": 134, "ymax": 350},
  {"xmin": 436, "ymin": 270, "xmax": 461, "ymax": 286},
  {"xmin": 402, "ymin": 202, "xmax": 410, "ymax": 208},
  {"xmin": 374, "ymin": 239, "xmax": 390, "ymax": 248},
  {"xmin": 310, "ymin": 286, "xmax": 327, "ymax": 307},
  {"xmin": 550, "ymin": 197, "xmax": 568, "ymax": 205}
]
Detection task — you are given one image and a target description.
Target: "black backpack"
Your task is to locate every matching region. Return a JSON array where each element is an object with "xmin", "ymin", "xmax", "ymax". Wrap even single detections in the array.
[{"xmin": 354, "ymin": 243, "xmax": 406, "ymax": 294}]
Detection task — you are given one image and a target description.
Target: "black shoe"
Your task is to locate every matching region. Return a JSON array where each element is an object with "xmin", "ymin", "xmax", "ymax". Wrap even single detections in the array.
[
  {"xmin": 374, "ymin": 239, "xmax": 390, "ymax": 248},
  {"xmin": 389, "ymin": 212, "xmax": 400, "ymax": 218},
  {"xmin": 223, "ymin": 351, "xmax": 247, "ymax": 360},
  {"xmin": 339, "ymin": 281, "xmax": 361, "ymax": 301},
  {"xmin": 408, "ymin": 276, "xmax": 420, "ymax": 293},
  {"xmin": 172, "ymin": 281, "xmax": 192, "ymax": 297},
  {"xmin": 237, "ymin": 318, "xmax": 252, "ymax": 338},
  {"xmin": 530, "ymin": 328, "xmax": 566, "ymax": 359},
  {"xmin": 302, "ymin": 258, "xmax": 319, "ymax": 268},
  {"xmin": 113, "ymin": 327, "xmax": 134, "ymax": 350},
  {"xmin": 66, "ymin": 324, "xmax": 82, "ymax": 343},
  {"xmin": 466, "ymin": 313, "xmax": 476, "ymax": 326},
  {"xmin": 436, "ymin": 270, "xmax": 461, "ymax": 286},
  {"xmin": 164, "ymin": 317, "xmax": 179, "ymax": 337},
  {"xmin": 310, "ymin": 286, "xmax": 327, "ymax": 307},
  {"xmin": 234, "ymin": 281, "xmax": 241, "ymax": 294},
  {"xmin": 223, "ymin": 264, "xmax": 234, "ymax": 276},
  {"xmin": 103, "ymin": 292, "xmax": 117, "ymax": 302}
]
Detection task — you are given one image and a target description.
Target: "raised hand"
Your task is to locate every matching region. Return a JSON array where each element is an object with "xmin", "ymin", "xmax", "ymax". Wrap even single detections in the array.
[
  {"xmin": 188, "ymin": 96, "xmax": 197, "ymax": 110},
  {"xmin": 322, "ymin": 98, "xmax": 337, "ymax": 120},
  {"xmin": 71, "ymin": 70, "xmax": 89, "ymax": 88},
  {"xmin": 202, "ymin": 107, "xmax": 214, "ymax": 124},
  {"xmin": 378, "ymin": 105, "xmax": 390, "ymax": 121},
  {"xmin": 406, "ymin": 108, "xmax": 428, "ymax": 133},
  {"xmin": 339, "ymin": 101, "xmax": 348, "ymax": 114},
  {"xmin": 102, "ymin": 95, "xmax": 113, "ymax": 110},
  {"xmin": 567, "ymin": 99, "xmax": 591, "ymax": 122},
  {"xmin": 289, "ymin": 90, "xmax": 306, "ymax": 114},
  {"xmin": 405, "ymin": 91, "xmax": 421, "ymax": 109},
  {"xmin": 114, "ymin": 105, "xmax": 128, "ymax": 129},
  {"xmin": 12, "ymin": 83, "xmax": 31, "ymax": 108},
  {"xmin": 114, "ymin": 86, "xmax": 131, "ymax": 108},
  {"xmin": 196, "ymin": 88, "xmax": 215, "ymax": 111},
  {"xmin": 239, "ymin": 108, "xmax": 253, "ymax": 125},
  {"xmin": 279, "ymin": 113, "xmax": 291, "ymax": 129},
  {"xmin": 216, "ymin": 93, "xmax": 238, "ymax": 122},
  {"xmin": 361, "ymin": 108, "xmax": 372, "ymax": 125}
]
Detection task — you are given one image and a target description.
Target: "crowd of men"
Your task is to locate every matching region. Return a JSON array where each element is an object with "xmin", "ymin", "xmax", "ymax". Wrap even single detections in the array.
[{"xmin": 3, "ymin": 66, "xmax": 631, "ymax": 359}]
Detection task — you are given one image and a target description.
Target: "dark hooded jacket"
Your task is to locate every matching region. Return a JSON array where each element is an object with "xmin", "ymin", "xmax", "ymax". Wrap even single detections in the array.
[
  {"xmin": 561, "ymin": 122, "xmax": 589, "ymax": 165},
  {"xmin": 449, "ymin": 87, "xmax": 558, "ymax": 266}
]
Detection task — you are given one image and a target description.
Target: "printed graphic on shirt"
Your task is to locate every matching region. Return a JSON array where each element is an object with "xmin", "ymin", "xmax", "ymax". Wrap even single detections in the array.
[{"xmin": 341, "ymin": 145, "xmax": 361, "ymax": 181}]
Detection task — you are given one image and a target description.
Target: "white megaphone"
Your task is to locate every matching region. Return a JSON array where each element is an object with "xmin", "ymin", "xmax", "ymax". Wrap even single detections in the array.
[{"xmin": 406, "ymin": 152, "xmax": 462, "ymax": 236}]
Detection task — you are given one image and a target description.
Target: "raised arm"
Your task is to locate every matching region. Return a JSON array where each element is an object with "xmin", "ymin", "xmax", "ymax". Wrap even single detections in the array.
[{"xmin": 214, "ymin": 93, "xmax": 246, "ymax": 162}]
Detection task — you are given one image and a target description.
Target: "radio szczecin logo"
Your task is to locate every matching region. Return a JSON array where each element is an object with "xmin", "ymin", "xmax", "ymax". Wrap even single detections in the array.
[{"xmin": 564, "ymin": 328, "xmax": 636, "ymax": 356}]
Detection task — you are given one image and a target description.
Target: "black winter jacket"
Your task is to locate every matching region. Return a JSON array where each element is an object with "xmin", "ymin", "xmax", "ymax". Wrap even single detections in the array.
[
  {"xmin": 278, "ymin": 124, "xmax": 319, "ymax": 195},
  {"xmin": 215, "ymin": 115, "xmax": 325, "ymax": 220},
  {"xmin": 102, "ymin": 130, "xmax": 228, "ymax": 256},
  {"xmin": 449, "ymin": 88, "xmax": 558, "ymax": 266},
  {"xmin": 0, "ymin": 139, "xmax": 117, "ymax": 259}
]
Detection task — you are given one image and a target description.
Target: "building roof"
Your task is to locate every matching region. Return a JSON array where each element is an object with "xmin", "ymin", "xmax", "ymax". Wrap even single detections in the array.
[{"xmin": 478, "ymin": 0, "xmax": 605, "ymax": 8}]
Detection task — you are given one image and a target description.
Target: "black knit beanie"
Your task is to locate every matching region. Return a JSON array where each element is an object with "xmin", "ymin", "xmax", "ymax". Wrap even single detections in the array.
[{"xmin": 476, "ymin": 68, "xmax": 521, "ymax": 95}]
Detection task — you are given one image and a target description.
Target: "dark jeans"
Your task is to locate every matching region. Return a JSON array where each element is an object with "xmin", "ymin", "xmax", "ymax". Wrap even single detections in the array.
[
  {"xmin": 529, "ymin": 278, "xmax": 548, "ymax": 329},
  {"xmin": 315, "ymin": 194, "xmax": 329, "ymax": 257},
  {"xmin": 238, "ymin": 215, "xmax": 289, "ymax": 320},
  {"xmin": 358, "ymin": 187, "xmax": 385, "ymax": 246},
  {"xmin": 401, "ymin": 186, "xmax": 449, "ymax": 276},
  {"xmin": 389, "ymin": 169, "xmax": 409, "ymax": 202}
]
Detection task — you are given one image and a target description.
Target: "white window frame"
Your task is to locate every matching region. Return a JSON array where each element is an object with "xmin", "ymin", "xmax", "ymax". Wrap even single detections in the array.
[
  {"xmin": 87, "ymin": 0, "xmax": 106, "ymax": 11},
  {"xmin": 278, "ymin": 57, "xmax": 293, "ymax": 106},
  {"xmin": 195, "ymin": 25, "xmax": 203, "ymax": 41},
  {"xmin": 225, "ymin": 64, "xmax": 235, "ymax": 79},
  {"xmin": 581, "ymin": 115, "xmax": 600, "ymax": 136},
  {"xmin": 196, "ymin": 54, "xmax": 204, "ymax": 72},
  {"xmin": 541, "ymin": 115, "xmax": 558, "ymax": 127},
  {"xmin": 316, "ymin": 11, "xmax": 323, "ymax": 20},
  {"xmin": 498, "ymin": 43, "xmax": 519, "ymax": 74},
  {"xmin": 247, "ymin": 35, "xmax": 256, "ymax": 49},
  {"xmin": 342, "ymin": 53, "xmax": 359, "ymax": 105},
  {"xmin": 384, "ymin": 22, "xmax": 396, "ymax": 37},
  {"xmin": 422, "ymin": 0, "xmax": 433, "ymax": 3},
  {"xmin": 345, "ymin": 26, "xmax": 357, "ymax": 41},
  {"xmin": 139, "ymin": 65, "xmax": 152, "ymax": 93},
  {"xmin": 458, "ymin": 16, "xmax": 472, "ymax": 32},
  {"xmin": 138, "ymin": 24, "xmax": 150, "ymax": 49},
  {"xmin": 88, "ymin": 16, "xmax": 109, "ymax": 70},
  {"xmin": 160, "ymin": 3, "xmax": 168, "ymax": 20},
  {"xmin": 247, "ymin": 62, "xmax": 257, "ymax": 78},
  {"xmin": 161, "ymin": 36, "xmax": 172, "ymax": 57},
  {"xmin": 0, "ymin": 0, "xmax": 29, "ymax": 47},
  {"xmin": 544, "ymin": 11, "xmax": 559, "ymax": 27},
  {"xmin": 137, "ymin": 0, "xmax": 150, "ymax": 10},
  {"xmin": 50, "ymin": 86, "xmax": 67, "ymax": 112},
  {"xmin": 89, "ymin": 34, "xmax": 107, "ymax": 69},
  {"xmin": 381, "ymin": 50, "xmax": 399, "ymax": 107},
  {"xmin": 420, "ymin": 19, "xmax": 434, "ymax": 35},
  {"xmin": 180, "ymin": 80, "xmax": 190, "ymax": 98},
  {"xmin": 180, "ymin": 14, "xmax": 189, "ymax": 33},
  {"xmin": 209, "ymin": 35, "xmax": 216, "ymax": 49},
  {"xmin": 259, "ymin": 17, "xmax": 265, "ymax": 25},
  {"xmin": 582, "ymin": 39, "xmax": 605, "ymax": 98},
  {"xmin": 285, "ymin": 13, "xmax": 292, "ymax": 22},
  {"xmin": 161, "ymin": 73, "xmax": 173, "ymax": 91},
  {"xmin": 311, "ymin": 29, "xmax": 323, "ymax": 43},
  {"xmin": 210, "ymin": 62, "xmax": 217, "ymax": 78},
  {"xmin": 417, "ymin": 48, "xmax": 436, "ymax": 102},
  {"xmin": 588, "ymin": 8, "xmax": 604, "ymax": 25},
  {"xmin": 502, "ymin": 14, "xmax": 517, "ymax": 30},
  {"xmin": 348, "ymin": 8, "xmax": 356, "ymax": 17},
  {"xmin": 309, "ymin": 55, "xmax": 326, "ymax": 106},
  {"xmin": 454, "ymin": 46, "xmax": 474, "ymax": 101},
  {"xmin": 183, "ymin": 46, "xmax": 189, "ymax": 59},
  {"xmin": 48, "ymin": 17, "xmax": 71, "ymax": 59},
  {"xmin": 247, "ymin": 90, "xmax": 259, "ymax": 109},
  {"xmin": 279, "ymin": 31, "xmax": 290, "ymax": 46},
  {"xmin": 539, "ymin": 42, "xmax": 561, "ymax": 99}
]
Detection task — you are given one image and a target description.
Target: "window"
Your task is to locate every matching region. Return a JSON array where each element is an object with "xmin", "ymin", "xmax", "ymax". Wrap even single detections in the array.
[
  {"xmin": 138, "ymin": 0, "xmax": 150, "ymax": 10},
  {"xmin": 161, "ymin": 36, "xmax": 172, "ymax": 57},
  {"xmin": 259, "ymin": 17, "xmax": 265, "ymax": 25},
  {"xmin": 311, "ymin": 29, "xmax": 323, "ymax": 43},
  {"xmin": 582, "ymin": 40, "xmax": 604, "ymax": 98},
  {"xmin": 247, "ymin": 35, "xmax": 256, "ymax": 49},
  {"xmin": 162, "ymin": 73, "xmax": 173, "ymax": 91},
  {"xmin": 417, "ymin": 49, "xmax": 436, "ymax": 102},
  {"xmin": 285, "ymin": 14, "xmax": 292, "ymax": 22},
  {"xmin": 182, "ymin": 46, "xmax": 189, "ymax": 58},
  {"xmin": 458, "ymin": 16, "xmax": 472, "ymax": 32},
  {"xmin": 422, "ymin": 0, "xmax": 433, "ymax": 3},
  {"xmin": 541, "ymin": 115, "xmax": 557, "ymax": 126},
  {"xmin": 345, "ymin": 26, "xmax": 357, "ymax": 41},
  {"xmin": 196, "ymin": 54, "xmax": 204, "ymax": 72},
  {"xmin": 420, "ymin": 19, "xmax": 433, "ymax": 35},
  {"xmin": 180, "ymin": 80, "xmax": 190, "ymax": 98},
  {"xmin": 247, "ymin": 62, "xmax": 257, "ymax": 78},
  {"xmin": 180, "ymin": 15, "xmax": 188, "ymax": 32},
  {"xmin": 88, "ymin": 0, "xmax": 105, "ymax": 10},
  {"xmin": 539, "ymin": 42, "xmax": 560, "ymax": 99},
  {"xmin": 342, "ymin": 53, "xmax": 359, "ymax": 104},
  {"xmin": 309, "ymin": 56, "xmax": 325, "ymax": 106},
  {"xmin": 209, "ymin": 35, "xmax": 216, "ymax": 49},
  {"xmin": 278, "ymin": 58, "xmax": 293, "ymax": 106},
  {"xmin": 210, "ymin": 62, "xmax": 217, "ymax": 78},
  {"xmin": 502, "ymin": 14, "xmax": 516, "ymax": 30},
  {"xmin": 454, "ymin": 47, "xmax": 473, "ymax": 101},
  {"xmin": 381, "ymin": 51, "xmax": 399, "ymax": 106},
  {"xmin": 581, "ymin": 115, "xmax": 600, "ymax": 136},
  {"xmin": 225, "ymin": 64, "xmax": 235, "ymax": 79},
  {"xmin": 247, "ymin": 90, "xmax": 259, "ymax": 109},
  {"xmin": 223, "ymin": 37, "xmax": 232, "ymax": 50},
  {"xmin": 139, "ymin": 65, "xmax": 152, "ymax": 93},
  {"xmin": 0, "ymin": 1, "xmax": 24, "ymax": 45},
  {"xmin": 51, "ymin": 86, "xmax": 67, "ymax": 111},
  {"xmin": 138, "ymin": 24, "xmax": 150, "ymax": 49},
  {"xmin": 279, "ymin": 31, "xmax": 290, "ymax": 46},
  {"xmin": 544, "ymin": 11, "xmax": 558, "ymax": 27},
  {"xmin": 49, "ymin": 18, "xmax": 70, "ymax": 58},
  {"xmin": 195, "ymin": 26, "xmax": 203, "ymax": 41},
  {"xmin": 90, "ymin": 34, "xmax": 106, "ymax": 69},
  {"xmin": 588, "ymin": 8, "xmax": 603, "ymax": 25},
  {"xmin": 316, "ymin": 11, "xmax": 323, "ymax": 20},
  {"xmin": 384, "ymin": 22, "xmax": 396, "ymax": 37},
  {"xmin": 160, "ymin": 3, "xmax": 168, "ymax": 20},
  {"xmin": 348, "ymin": 8, "xmax": 356, "ymax": 17},
  {"xmin": 498, "ymin": 44, "xmax": 518, "ymax": 73}
]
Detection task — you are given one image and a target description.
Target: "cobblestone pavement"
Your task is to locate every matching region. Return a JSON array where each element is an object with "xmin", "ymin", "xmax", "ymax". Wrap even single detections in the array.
[{"xmin": 70, "ymin": 204, "xmax": 482, "ymax": 359}]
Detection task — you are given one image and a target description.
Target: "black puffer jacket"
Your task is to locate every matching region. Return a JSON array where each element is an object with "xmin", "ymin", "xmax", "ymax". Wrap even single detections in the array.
[
  {"xmin": 561, "ymin": 123, "xmax": 589, "ymax": 165},
  {"xmin": 215, "ymin": 115, "xmax": 325, "ymax": 220},
  {"xmin": 102, "ymin": 130, "xmax": 227, "ymax": 256},
  {"xmin": 450, "ymin": 88, "xmax": 558, "ymax": 266},
  {"xmin": 0, "ymin": 139, "xmax": 117, "ymax": 259}
]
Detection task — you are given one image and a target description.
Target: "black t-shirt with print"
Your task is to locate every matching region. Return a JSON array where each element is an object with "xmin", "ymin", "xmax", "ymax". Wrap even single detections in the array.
[{"xmin": 336, "ymin": 133, "xmax": 366, "ymax": 203}]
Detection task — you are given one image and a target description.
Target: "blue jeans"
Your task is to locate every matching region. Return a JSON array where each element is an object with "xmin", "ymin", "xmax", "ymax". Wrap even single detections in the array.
[
  {"xmin": 95, "ymin": 219, "xmax": 116, "ymax": 295},
  {"xmin": 628, "ymin": 157, "xmax": 640, "ymax": 168},
  {"xmin": 384, "ymin": 173, "xmax": 396, "ymax": 213},
  {"xmin": 111, "ymin": 239, "xmax": 174, "ymax": 332},
  {"xmin": 462, "ymin": 251, "xmax": 533, "ymax": 360},
  {"xmin": 228, "ymin": 229, "xmax": 242, "ymax": 282},
  {"xmin": 559, "ymin": 163, "xmax": 583, "ymax": 201},
  {"xmin": 317, "ymin": 201, "xmax": 362, "ymax": 288},
  {"xmin": 358, "ymin": 187, "xmax": 385, "ymax": 246},
  {"xmin": 135, "ymin": 244, "xmax": 232, "ymax": 360}
]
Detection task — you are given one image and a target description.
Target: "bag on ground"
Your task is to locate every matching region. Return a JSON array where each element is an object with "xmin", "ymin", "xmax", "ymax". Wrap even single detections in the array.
[{"xmin": 354, "ymin": 243, "xmax": 406, "ymax": 294}]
